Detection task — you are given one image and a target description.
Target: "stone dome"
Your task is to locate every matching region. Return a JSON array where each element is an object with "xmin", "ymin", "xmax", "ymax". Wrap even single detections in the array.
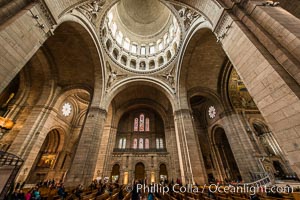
[
  {"xmin": 116, "ymin": 0, "xmax": 171, "ymax": 40},
  {"xmin": 101, "ymin": 0, "xmax": 182, "ymax": 72}
]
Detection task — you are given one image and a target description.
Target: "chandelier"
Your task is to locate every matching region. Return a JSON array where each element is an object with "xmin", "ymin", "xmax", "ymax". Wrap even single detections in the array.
[{"xmin": 0, "ymin": 116, "xmax": 14, "ymax": 129}]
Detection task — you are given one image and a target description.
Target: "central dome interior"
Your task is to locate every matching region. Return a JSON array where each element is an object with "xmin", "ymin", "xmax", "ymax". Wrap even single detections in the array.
[
  {"xmin": 116, "ymin": 0, "xmax": 171, "ymax": 38},
  {"xmin": 101, "ymin": 0, "xmax": 181, "ymax": 72}
]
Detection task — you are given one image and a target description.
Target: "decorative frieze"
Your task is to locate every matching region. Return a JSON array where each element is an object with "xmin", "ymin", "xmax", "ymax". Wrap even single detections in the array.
[
  {"xmin": 75, "ymin": 0, "xmax": 106, "ymax": 25},
  {"xmin": 35, "ymin": 0, "xmax": 56, "ymax": 28},
  {"xmin": 214, "ymin": 12, "xmax": 233, "ymax": 42}
]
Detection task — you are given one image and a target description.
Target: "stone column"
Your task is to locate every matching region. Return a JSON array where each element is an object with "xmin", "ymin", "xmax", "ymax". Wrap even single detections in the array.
[
  {"xmin": 173, "ymin": 109, "xmax": 207, "ymax": 184},
  {"xmin": 64, "ymin": 107, "xmax": 107, "ymax": 187},
  {"xmin": 220, "ymin": 112, "xmax": 261, "ymax": 181},
  {"xmin": 216, "ymin": 7, "xmax": 300, "ymax": 176}
]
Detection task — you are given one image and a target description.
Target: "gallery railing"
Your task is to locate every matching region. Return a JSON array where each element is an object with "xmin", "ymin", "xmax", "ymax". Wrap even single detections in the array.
[{"xmin": 0, "ymin": 150, "xmax": 24, "ymax": 200}]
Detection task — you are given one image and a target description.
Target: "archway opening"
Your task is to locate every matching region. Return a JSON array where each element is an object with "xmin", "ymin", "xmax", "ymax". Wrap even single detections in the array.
[
  {"xmin": 135, "ymin": 162, "xmax": 145, "ymax": 181},
  {"xmin": 28, "ymin": 129, "xmax": 64, "ymax": 184},
  {"xmin": 214, "ymin": 127, "xmax": 241, "ymax": 182},
  {"xmin": 159, "ymin": 164, "xmax": 168, "ymax": 182},
  {"xmin": 111, "ymin": 164, "xmax": 120, "ymax": 183}
]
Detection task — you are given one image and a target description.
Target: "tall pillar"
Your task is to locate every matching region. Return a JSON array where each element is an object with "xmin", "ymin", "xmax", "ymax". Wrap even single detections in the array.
[
  {"xmin": 220, "ymin": 112, "xmax": 261, "ymax": 181},
  {"xmin": 65, "ymin": 107, "xmax": 107, "ymax": 187},
  {"xmin": 173, "ymin": 109, "xmax": 207, "ymax": 184}
]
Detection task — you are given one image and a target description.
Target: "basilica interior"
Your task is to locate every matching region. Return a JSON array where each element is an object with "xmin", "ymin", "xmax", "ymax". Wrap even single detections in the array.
[{"xmin": 0, "ymin": 0, "xmax": 300, "ymax": 199}]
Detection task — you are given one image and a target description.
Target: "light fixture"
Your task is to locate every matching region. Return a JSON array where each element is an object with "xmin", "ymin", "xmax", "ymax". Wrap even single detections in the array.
[{"xmin": 0, "ymin": 116, "xmax": 14, "ymax": 129}]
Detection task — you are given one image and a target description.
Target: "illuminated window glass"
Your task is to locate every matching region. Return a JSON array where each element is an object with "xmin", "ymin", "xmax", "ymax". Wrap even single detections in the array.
[
  {"xmin": 145, "ymin": 118, "xmax": 150, "ymax": 131},
  {"xmin": 116, "ymin": 31, "xmax": 123, "ymax": 45},
  {"xmin": 108, "ymin": 11, "xmax": 113, "ymax": 23},
  {"xmin": 160, "ymin": 138, "xmax": 164, "ymax": 149},
  {"xmin": 111, "ymin": 23, "xmax": 117, "ymax": 36},
  {"xmin": 145, "ymin": 138, "xmax": 149, "ymax": 149},
  {"xmin": 122, "ymin": 138, "xmax": 126, "ymax": 149},
  {"xmin": 124, "ymin": 38, "xmax": 130, "ymax": 50},
  {"xmin": 158, "ymin": 42, "xmax": 163, "ymax": 51},
  {"xmin": 134, "ymin": 118, "xmax": 138, "ymax": 131},
  {"xmin": 141, "ymin": 46, "xmax": 146, "ymax": 55},
  {"xmin": 156, "ymin": 138, "xmax": 159, "ymax": 149},
  {"xmin": 139, "ymin": 138, "xmax": 144, "ymax": 149},
  {"xmin": 118, "ymin": 139, "xmax": 123, "ymax": 149},
  {"xmin": 131, "ymin": 44, "xmax": 137, "ymax": 54},
  {"xmin": 149, "ymin": 46, "xmax": 155, "ymax": 54},
  {"xmin": 133, "ymin": 138, "xmax": 137, "ymax": 149},
  {"xmin": 139, "ymin": 114, "xmax": 145, "ymax": 131}
]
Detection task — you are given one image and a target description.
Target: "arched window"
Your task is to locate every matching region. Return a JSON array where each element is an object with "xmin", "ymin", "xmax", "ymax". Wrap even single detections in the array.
[
  {"xmin": 134, "ymin": 118, "xmax": 139, "ymax": 131},
  {"xmin": 124, "ymin": 38, "xmax": 130, "ymax": 50},
  {"xmin": 122, "ymin": 138, "xmax": 126, "ymax": 149},
  {"xmin": 145, "ymin": 138, "xmax": 149, "ymax": 149},
  {"xmin": 160, "ymin": 138, "xmax": 164, "ymax": 149},
  {"xmin": 139, "ymin": 114, "xmax": 145, "ymax": 131},
  {"xmin": 141, "ymin": 46, "xmax": 146, "ymax": 55},
  {"xmin": 118, "ymin": 139, "xmax": 123, "ymax": 149},
  {"xmin": 145, "ymin": 118, "xmax": 150, "ymax": 131},
  {"xmin": 133, "ymin": 138, "xmax": 137, "ymax": 149},
  {"xmin": 139, "ymin": 138, "xmax": 144, "ymax": 149},
  {"xmin": 156, "ymin": 138, "xmax": 164, "ymax": 149},
  {"xmin": 119, "ymin": 138, "xmax": 126, "ymax": 149},
  {"xmin": 150, "ymin": 45, "xmax": 155, "ymax": 54},
  {"xmin": 156, "ymin": 138, "xmax": 159, "ymax": 149}
]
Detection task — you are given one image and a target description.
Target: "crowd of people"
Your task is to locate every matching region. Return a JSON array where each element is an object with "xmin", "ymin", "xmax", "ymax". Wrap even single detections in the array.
[{"xmin": 5, "ymin": 177, "xmax": 295, "ymax": 200}]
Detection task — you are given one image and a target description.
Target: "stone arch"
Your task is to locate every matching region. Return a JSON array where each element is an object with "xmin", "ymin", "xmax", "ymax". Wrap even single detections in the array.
[
  {"xmin": 177, "ymin": 26, "xmax": 225, "ymax": 109},
  {"xmin": 27, "ymin": 128, "xmax": 66, "ymax": 183},
  {"xmin": 211, "ymin": 125, "xmax": 242, "ymax": 182},
  {"xmin": 134, "ymin": 162, "xmax": 146, "ymax": 180},
  {"xmin": 52, "ymin": 13, "xmax": 106, "ymax": 105},
  {"xmin": 103, "ymin": 78, "xmax": 176, "ymax": 111},
  {"xmin": 111, "ymin": 163, "xmax": 121, "ymax": 182}
]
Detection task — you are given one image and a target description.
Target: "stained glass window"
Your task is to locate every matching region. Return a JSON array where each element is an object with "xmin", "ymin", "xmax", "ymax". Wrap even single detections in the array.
[
  {"xmin": 139, "ymin": 114, "xmax": 145, "ymax": 131},
  {"xmin": 145, "ymin": 117, "xmax": 150, "ymax": 131},
  {"xmin": 133, "ymin": 138, "xmax": 137, "ymax": 149},
  {"xmin": 145, "ymin": 138, "xmax": 149, "ymax": 149},
  {"xmin": 134, "ymin": 118, "xmax": 139, "ymax": 131},
  {"xmin": 160, "ymin": 138, "xmax": 164, "ymax": 149},
  {"xmin": 122, "ymin": 138, "xmax": 126, "ymax": 149},
  {"xmin": 118, "ymin": 139, "xmax": 123, "ymax": 149},
  {"xmin": 139, "ymin": 138, "xmax": 144, "ymax": 149},
  {"xmin": 156, "ymin": 138, "xmax": 164, "ymax": 149}
]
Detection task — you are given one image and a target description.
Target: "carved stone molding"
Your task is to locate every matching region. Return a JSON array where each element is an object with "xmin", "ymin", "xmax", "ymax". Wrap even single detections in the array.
[
  {"xmin": 214, "ymin": 12, "xmax": 233, "ymax": 42},
  {"xmin": 35, "ymin": 0, "xmax": 56, "ymax": 28},
  {"xmin": 106, "ymin": 61, "xmax": 127, "ymax": 91},
  {"xmin": 75, "ymin": 0, "xmax": 106, "ymax": 25},
  {"xmin": 161, "ymin": 65, "xmax": 176, "ymax": 90},
  {"xmin": 173, "ymin": 5, "xmax": 201, "ymax": 31}
]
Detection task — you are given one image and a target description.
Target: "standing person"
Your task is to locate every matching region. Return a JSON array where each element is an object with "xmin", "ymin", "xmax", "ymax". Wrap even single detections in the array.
[
  {"xmin": 25, "ymin": 190, "xmax": 31, "ymax": 200},
  {"xmin": 117, "ymin": 187, "xmax": 124, "ymax": 200},
  {"xmin": 58, "ymin": 184, "xmax": 67, "ymax": 200},
  {"xmin": 33, "ymin": 187, "xmax": 41, "ymax": 200},
  {"xmin": 132, "ymin": 181, "xmax": 140, "ymax": 200},
  {"xmin": 74, "ymin": 184, "xmax": 83, "ymax": 200},
  {"xmin": 147, "ymin": 191, "xmax": 154, "ymax": 200}
]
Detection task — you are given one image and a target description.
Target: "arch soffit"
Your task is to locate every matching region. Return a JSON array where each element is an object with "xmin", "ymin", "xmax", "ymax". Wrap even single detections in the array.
[
  {"xmin": 113, "ymin": 100, "xmax": 171, "ymax": 129},
  {"xmin": 249, "ymin": 118, "xmax": 270, "ymax": 132},
  {"xmin": 187, "ymin": 87, "xmax": 224, "ymax": 111},
  {"xmin": 210, "ymin": 124, "xmax": 227, "ymax": 145},
  {"xmin": 42, "ymin": 127, "xmax": 67, "ymax": 152},
  {"xmin": 55, "ymin": 13, "xmax": 106, "ymax": 105},
  {"xmin": 103, "ymin": 77, "xmax": 176, "ymax": 111}
]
